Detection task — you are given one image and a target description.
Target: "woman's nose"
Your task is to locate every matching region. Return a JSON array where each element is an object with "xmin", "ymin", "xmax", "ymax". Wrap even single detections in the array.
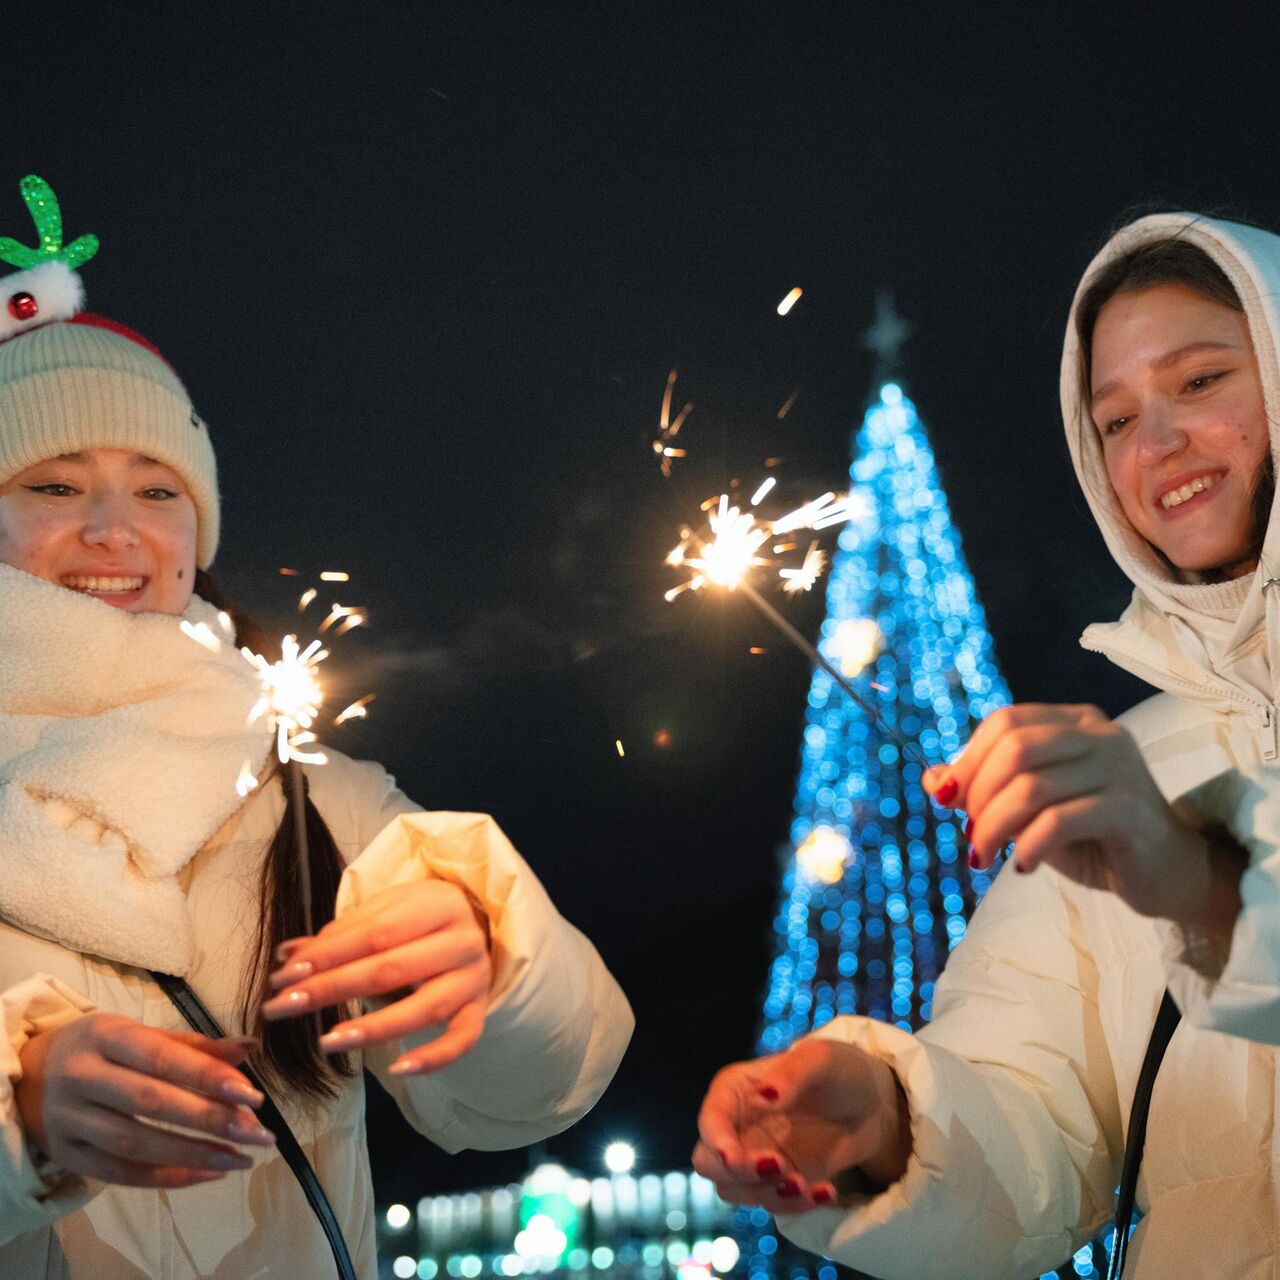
[
  {"xmin": 1134, "ymin": 401, "xmax": 1186, "ymax": 462},
  {"xmin": 83, "ymin": 497, "xmax": 140, "ymax": 549}
]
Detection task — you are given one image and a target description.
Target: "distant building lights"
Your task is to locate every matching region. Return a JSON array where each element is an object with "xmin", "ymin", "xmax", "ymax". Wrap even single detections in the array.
[
  {"xmin": 514, "ymin": 1214, "xmax": 568, "ymax": 1261},
  {"xmin": 710, "ymin": 1237, "xmax": 741, "ymax": 1273},
  {"xmin": 603, "ymin": 1141, "xmax": 636, "ymax": 1174},
  {"xmin": 386, "ymin": 1203, "xmax": 412, "ymax": 1230},
  {"xmin": 393, "ymin": 1258, "xmax": 416, "ymax": 1279}
]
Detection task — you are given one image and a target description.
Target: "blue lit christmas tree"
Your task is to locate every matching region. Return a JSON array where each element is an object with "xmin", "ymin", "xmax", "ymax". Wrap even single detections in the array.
[{"xmin": 758, "ymin": 366, "xmax": 1010, "ymax": 1049}]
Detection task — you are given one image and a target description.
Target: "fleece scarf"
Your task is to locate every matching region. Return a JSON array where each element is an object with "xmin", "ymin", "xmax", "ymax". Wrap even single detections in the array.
[{"xmin": 0, "ymin": 564, "xmax": 274, "ymax": 974}]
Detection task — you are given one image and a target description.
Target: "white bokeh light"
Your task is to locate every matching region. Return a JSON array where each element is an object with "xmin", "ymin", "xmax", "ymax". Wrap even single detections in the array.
[{"xmin": 603, "ymin": 1141, "xmax": 636, "ymax": 1174}]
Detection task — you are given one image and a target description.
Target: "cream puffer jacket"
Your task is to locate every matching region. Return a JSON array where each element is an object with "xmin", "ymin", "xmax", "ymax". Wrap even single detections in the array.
[
  {"xmin": 0, "ymin": 750, "xmax": 635, "ymax": 1279},
  {"xmin": 779, "ymin": 213, "xmax": 1280, "ymax": 1278}
]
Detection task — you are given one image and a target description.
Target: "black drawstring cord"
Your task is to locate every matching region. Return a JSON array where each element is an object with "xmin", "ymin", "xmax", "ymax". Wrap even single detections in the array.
[{"xmin": 1105, "ymin": 987, "xmax": 1182, "ymax": 1280}]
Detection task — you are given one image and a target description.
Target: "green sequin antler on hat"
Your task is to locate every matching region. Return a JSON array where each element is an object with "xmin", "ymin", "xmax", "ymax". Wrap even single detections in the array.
[{"xmin": 0, "ymin": 175, "xmax": 99, "ymax": 271}]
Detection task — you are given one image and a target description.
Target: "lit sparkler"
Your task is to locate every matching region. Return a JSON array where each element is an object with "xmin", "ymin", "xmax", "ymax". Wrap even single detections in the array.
[
  {"xmin": 664, "ymin": 495, "xmax": 771, "ymax": 601},
  {"xmin": 182, "ymin": 575, "xmax": 374, "ymax": 945},
  {"xmin": 244, "ymin": 635, "xmax": 329, "ymax": 768},
  {"xmin": 664, "ymin": 484, "xmax": 929, "ymax": 773}
]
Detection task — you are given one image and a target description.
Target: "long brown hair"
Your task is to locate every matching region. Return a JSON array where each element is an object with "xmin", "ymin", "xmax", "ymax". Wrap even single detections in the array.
[
  {"xmin": 193, "ymin": 569, "xmax": 356, "ymax": 1100},
  {"xmin": 1075, "ymin": 235, "xmax": 1276, "ymax": 580}
]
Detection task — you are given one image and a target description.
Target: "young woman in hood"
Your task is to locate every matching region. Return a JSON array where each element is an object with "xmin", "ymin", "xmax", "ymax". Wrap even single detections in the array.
[
  {"xmin": 693, "ymin": 217, "xmax": 1280, "ymax": 1278},
  {"xmin": 0, "ymin": 284, "xmax": 633, "ymax": 1275}
]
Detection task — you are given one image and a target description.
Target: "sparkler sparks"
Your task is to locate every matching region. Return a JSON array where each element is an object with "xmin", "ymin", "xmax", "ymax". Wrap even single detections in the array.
[
  {"xmin": 236, "ymin": 759, "xmax": 259, "ymax": 797},
  {"xmin": 334, "ymin": 694, "xmax": 376, "ymax": 725},
  {"xmin": 776, "ymin": 287, "xmax": 803, "ymax": 316},
  {"xmin": 779, "ymin": 542, "xmax": 827, "ymax": 594},
  {"xmin": 317, "ymin": 603, "xmax": 367, "ymax": 635},
  {"xmin": 244, "ymin": 635, "xmax": 329, "ymax": 766},
  {"xmin": 179, "ymin": 619, "xmax": 223, "ymax": 653},
  {"xmin": 664, "ymin": 481, "xmax": 852, "ymax": 601},
  {"xmin": 653, "ymin": 368, "xmax": 693, "ymax": 476},
  {"xmin": 663, "ymin": 495, "xmax": 771, "ymax": 600},
  {"xmin": 750, "ymin": 476, "xmax": 777, "ymax": 506}
]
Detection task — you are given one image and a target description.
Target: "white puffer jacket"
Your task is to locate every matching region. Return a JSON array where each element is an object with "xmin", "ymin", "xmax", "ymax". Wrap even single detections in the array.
[
  {"xmin": 0, "ymin": 750, "xmax": 634, "ymax": 1279},
  {"xmin": 779, "ymin": 214, "xmax": 1280, "ymax": 1278}
]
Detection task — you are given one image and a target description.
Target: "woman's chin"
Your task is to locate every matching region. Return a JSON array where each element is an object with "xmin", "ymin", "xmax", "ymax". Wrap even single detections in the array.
[{"xmin": 1168, "ymin": 547, "xmax": 1259, "ymax": 581}]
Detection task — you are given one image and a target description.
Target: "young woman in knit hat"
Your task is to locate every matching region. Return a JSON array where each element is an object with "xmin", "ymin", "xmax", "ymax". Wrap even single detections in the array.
[
  {"xmin": 694, "ymin": 214, "xmax": 1280, "ymax": 1278},
  {"xmin": 0, "ymin": 178, "xmax": 633, "ymax": 1280}
]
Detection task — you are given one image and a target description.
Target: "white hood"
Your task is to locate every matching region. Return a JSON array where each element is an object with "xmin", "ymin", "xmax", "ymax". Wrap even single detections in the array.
[{"xmin": 1061, "ymin": 214, "xmax": 1280, "ymax": 725}]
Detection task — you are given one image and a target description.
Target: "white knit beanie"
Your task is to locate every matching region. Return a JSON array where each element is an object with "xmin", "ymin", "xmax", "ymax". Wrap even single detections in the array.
[{"xmin": 0, "ymin": 177, "xmax": 220, "ymax": 567}]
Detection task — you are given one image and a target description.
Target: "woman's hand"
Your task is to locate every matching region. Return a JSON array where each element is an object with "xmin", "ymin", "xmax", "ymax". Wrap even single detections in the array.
[
  {"xmin": 925, "ymin": 703, "xmax": 1238, "ymax": 924},
  {"xmin": 262, "ymin": 878, "xmax": 492, "ymax": 1076},
  {"xmin": 691, "ymin": 1038, "xmax": 911, "ymax": 1214},
  {"xmin": 14, "ymin": 1014, "xmax": 275, "ymax": 1189}
]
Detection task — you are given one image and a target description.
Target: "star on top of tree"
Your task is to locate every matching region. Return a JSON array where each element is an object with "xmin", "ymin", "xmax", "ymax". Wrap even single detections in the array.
[{"xmin": 861, "ymin": 288, "xmax": 912, "ymax": 382}]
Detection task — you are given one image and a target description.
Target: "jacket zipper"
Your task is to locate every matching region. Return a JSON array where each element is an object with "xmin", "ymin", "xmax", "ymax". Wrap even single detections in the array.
[{"xmin": 1080, "ymin": 634, "xmax": 1280, "ymax": 761}]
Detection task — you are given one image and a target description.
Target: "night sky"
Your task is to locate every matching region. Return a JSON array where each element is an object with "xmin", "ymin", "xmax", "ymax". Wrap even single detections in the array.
[{"xmin": 19, "ymin": 6, "xmax": 1280, "ymax": 1202}]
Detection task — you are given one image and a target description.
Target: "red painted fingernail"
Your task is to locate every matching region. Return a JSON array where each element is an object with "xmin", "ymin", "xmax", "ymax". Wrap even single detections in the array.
[
  {"xmin": 759, "ymin": 1085, "xmax": 779, "ymax": 1102},
  {"xmin": 812, "ymin": 1187, "xmax": 833, "ymax": 1205},
  {"xmin": 934, "ymin": 777, "xmax": 959, "ymax": 805},
  {"xmin": 967, "ymin": 846, "xmax": 979, "ymax": 869},
  {"xmin": 755, "ymin": 1156, "xmax": 780, "ymax": 1178},
  {"xmin": 1014, "ymin": 861, "xmax": 1027, "ymax": 874},
  {"xmin": 777, "ymin": 1178, "xmax": 800, "ymax": 1197},
  {"xmin": 962, "ymin": 816, "xmax": 974, "ymax": 841},
  {"xmin": 715, "ymin": 1149, "xmax": 727, "ymax": 1164}
]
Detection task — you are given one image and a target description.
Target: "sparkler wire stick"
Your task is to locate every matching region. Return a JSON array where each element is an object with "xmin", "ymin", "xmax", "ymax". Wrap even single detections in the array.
[
  {"xmin": 289, "ymin": 757, "xmax": 315, "ymax": 940},
  {"xmin": 734, "ymin": 577, "xmax": 928, "ymax": 771},
  {"xmin": 737, "ymin": 578, "xmax": 1006, "ymax": 857}
]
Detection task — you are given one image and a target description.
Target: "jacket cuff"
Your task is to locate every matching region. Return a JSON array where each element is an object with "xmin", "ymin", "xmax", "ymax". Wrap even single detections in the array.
[
  {"xmin": 773, "ymin": 1017, "xmax": 1093, "ymax": 1280},
  {"xmin": 1160, "ymin": 855, "xmax": 1280, "ymax": 1043},
  {"xmin": 0, "ymin": 975, "xmax": 97, "ymax": 1238},
  {"xmin": 335, "ymin": 811, "xmax": 632, "ymax": 1150}
]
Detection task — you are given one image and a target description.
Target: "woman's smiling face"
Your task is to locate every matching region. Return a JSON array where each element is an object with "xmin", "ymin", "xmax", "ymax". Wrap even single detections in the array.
[
  {"xmin": 0, "ymin": 447, "xmax": 197, "ymax": 614},
  {"xmin": 1090, "ymin": 282, "xmax": 1271, "ymax": 579}
]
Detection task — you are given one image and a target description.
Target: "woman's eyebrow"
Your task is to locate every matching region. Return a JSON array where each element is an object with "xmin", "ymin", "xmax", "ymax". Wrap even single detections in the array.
[{"xmin": 1090, "ymin": 341, "xmax": 1241, "ymax": 407}]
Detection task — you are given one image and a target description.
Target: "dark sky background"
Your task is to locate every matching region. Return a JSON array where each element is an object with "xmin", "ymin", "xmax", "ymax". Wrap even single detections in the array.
[{"xmin": 19, "ymin": 5, "xmax": 1280, "ymax": 1202}]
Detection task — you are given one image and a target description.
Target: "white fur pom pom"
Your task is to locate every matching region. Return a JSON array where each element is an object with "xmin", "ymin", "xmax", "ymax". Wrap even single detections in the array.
[{"xmin": 0, "ymin": 260, "xmax": 85, "ymax": 343}]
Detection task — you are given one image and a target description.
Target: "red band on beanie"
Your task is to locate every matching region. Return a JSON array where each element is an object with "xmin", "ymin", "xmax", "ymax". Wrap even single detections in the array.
[{"xmin": 68, "ymin": 312, "xmax": 173, "ymax": 369}]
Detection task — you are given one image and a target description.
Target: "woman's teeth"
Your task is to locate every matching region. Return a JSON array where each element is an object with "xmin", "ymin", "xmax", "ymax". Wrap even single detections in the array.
[
  {"xmin": 1160, "ymin": 475, "xmax": 1216, "ymax": 509},
  {"xmin": 62, "ymin": 575, "xmax": 144, "ymax": 594}
]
